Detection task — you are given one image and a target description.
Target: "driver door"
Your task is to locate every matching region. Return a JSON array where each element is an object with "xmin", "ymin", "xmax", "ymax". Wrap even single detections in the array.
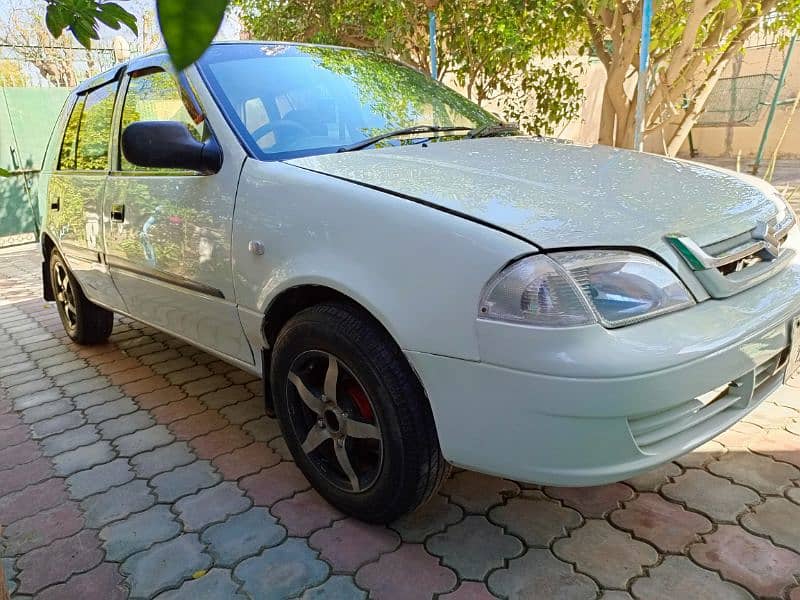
[{"xmin": 103, "ymin": 59, "xmax": 253, "ymax": 365}]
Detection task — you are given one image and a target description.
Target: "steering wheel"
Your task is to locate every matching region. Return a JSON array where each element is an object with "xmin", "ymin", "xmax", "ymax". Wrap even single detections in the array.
[{"xmin": 251, "ymin": 120, "xmax": 311, "ymax": 147}]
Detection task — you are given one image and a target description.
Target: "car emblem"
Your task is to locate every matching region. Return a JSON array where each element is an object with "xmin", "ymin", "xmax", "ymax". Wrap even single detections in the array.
[{"xmin": 751, "ymin": 221, "xmax": 782, "ymax": 259}]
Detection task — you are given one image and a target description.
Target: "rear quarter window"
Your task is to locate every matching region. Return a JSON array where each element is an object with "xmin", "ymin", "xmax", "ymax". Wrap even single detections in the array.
[
  {"xmin": 75, "ymin": 83, "xmax": 117, "ymax": 171},
  {"xmin": 57, "ymin": 96, "xmax": 84, "ymax": 171}
]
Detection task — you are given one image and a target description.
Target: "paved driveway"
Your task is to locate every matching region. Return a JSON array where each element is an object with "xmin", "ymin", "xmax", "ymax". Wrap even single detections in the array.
[{"xmin": 1, "ymin": 244, "xmax": 800, "ymax": 600}]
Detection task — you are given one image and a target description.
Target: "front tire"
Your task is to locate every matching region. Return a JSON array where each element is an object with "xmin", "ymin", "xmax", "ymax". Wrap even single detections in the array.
[
  {"xmin": 270, "ymin": 302, "xmax": 448, "ymax": 523},
  {"xmin": 49, "ymin": 250, "xmax": 114, "ymax": 345}
]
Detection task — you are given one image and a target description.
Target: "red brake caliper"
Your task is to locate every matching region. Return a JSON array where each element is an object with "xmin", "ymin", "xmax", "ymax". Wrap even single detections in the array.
[{"xmin": 346, "ymin": 383, "xmax": 374, "ymax": 420}]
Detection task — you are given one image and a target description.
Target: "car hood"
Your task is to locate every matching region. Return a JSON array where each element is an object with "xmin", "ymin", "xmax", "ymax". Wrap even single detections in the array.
[{"xmin": 287, "ymin": 136, "xmax": 785, "ymax": 251}]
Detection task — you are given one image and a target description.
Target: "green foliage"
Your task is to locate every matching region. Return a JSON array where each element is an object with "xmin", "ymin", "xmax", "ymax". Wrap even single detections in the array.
[
  {"xmin": 233, "ymin": 0, "xmax": 584, "ymax": 135},
  {"xmin": 44, "ymin": 0, "xmax": 137, "ymax": 48},
  {"xmin": 0, "ymin": 168, "xmax": 10, "ymax": 177},
  {"xmin": 157, "ymin": 0, "xmax": 228, "ymax": 70}
]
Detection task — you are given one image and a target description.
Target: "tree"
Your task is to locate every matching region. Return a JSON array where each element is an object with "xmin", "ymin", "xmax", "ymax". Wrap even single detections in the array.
[
  {"xmin": 0, "ymin": 60, "xmax": 28, "ymax": 87},
  {"xmin": 233, "ymin": 0, "xmax": 584, "ymax": 134},
  {"xmin": 575, "ymin": 0, "xmax": 800, "ymax": 153}
]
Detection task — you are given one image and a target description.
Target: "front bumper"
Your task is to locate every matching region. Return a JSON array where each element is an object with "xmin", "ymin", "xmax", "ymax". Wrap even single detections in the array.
[{"xmin": 407, "ymin": 260, "xmax": 800, "ymax": 486}]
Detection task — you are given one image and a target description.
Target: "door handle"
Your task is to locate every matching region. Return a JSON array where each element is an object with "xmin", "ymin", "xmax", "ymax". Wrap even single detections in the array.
[
  {"xmin": 51, "ymin": 197, "xmax": 60, "ymax": 211},
  {"xmin": 110, "ymin": 204, "xmax": 125, "ymax": 222}
]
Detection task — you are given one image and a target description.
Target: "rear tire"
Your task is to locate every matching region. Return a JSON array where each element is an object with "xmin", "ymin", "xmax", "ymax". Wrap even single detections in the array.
[
  {"xmin": 49, "ymin": 250, "xmax": 114, "ymax": 345},
  {"xmin": 270, "ymin": 302, "xmax": 449, "ymax": 523}
]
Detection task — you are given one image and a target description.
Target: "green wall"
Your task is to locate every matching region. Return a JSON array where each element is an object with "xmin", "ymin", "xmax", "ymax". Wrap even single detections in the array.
[{"xmin": 1, "ymin": 87, "xmax": 70, "ymax": 239}]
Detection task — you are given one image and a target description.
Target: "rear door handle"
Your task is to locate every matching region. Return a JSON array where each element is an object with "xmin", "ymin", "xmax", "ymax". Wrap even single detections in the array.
[
  {"xmin": 110, "ymin": 204, "xmax": 125, "ymax": 222},
  {"xmin": 51, "ymin": 197, "xmax": 60, "ymax": 211}
]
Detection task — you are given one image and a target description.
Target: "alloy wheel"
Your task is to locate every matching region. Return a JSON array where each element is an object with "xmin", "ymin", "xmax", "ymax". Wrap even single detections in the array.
[
  {"xmin": 285, "ymin": 350, "xmax": 383, "ymax": 493},
  {"xmin": 54, "ymin": 262, "xmax": 78, "ymax": 332}
]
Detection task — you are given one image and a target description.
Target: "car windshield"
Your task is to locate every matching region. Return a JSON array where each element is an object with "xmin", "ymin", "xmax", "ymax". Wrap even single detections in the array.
[{"xmin": 198, "ymin": 43, "xmax": 501, "ymax": 160}]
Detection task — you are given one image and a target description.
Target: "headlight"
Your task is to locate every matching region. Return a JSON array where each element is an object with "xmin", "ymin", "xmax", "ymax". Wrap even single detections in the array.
[{"xmin": 480, "ymin": 251, "xmax": 695, "ymax": 328}]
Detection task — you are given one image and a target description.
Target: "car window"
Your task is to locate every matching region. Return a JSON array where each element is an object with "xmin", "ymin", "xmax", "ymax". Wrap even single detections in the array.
[
  {"xmin": 120, "ymin": 69, "xmax": 205, "ymax": 171},
  {"xmin": 57, "ymin": 96, "xmax": 85, "ymax": 171},
  {"xmin": 75, "ymin": 82, "xmax": 117, "ymax": 171},
  {"xmin": 199, "ymin": 44, "xmax": 499, "ymax": 161}
]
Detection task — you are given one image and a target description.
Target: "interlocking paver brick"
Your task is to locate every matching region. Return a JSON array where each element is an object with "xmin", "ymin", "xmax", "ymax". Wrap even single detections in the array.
[
  {"xmin": 151, "ymin": 396, "xmax": 206, "ymax": 424},
  {"xmin": 66, "ymin": 458, "xmax": 134, "ymax": 500},
  {"xmin": 490, "ymin": 490, "xmax": 582, "ymax": 547},
  {"xmin": 610, "ymin": 492, "xmax": 712, "ymax": 552},
  {"xmin": 73, "ymin": 386, "xmax": 124, "ymax": 410},
  {"xmin": 311, "ymin": 518, "xmax": 400, "ymax": 571},
  {"xmin": 126, "ymin": 342, "xmax": 168, "ymax": 358},
  {"xmin": 35, "ymin": 562, "xmax": 127, "ymax": 600},
  {"xmin": 272, "ymin": 489, "xmax": 344, "ymax": 536},
  {"xmin": 151, "ymin": 357, "xmax": 196, "ymax": 376},
  {"xmin": 114, "ymin": 424, "xmax": 175, "ymax": 456},
  {"xmin": 12, "ymin": 387, "xmax": 61, "ymax": 411},
  {"xmin": 2, "ymin": 502, "xmax": 84, "ymax": 555},
  {"xmin": 750, "ymin": 429, "xmax": 800, "ymax": 468},
  {"xmin": 427, "ymin": 515, "xmax": 523, "ymax": 580},
  {"xmin": 108, "ymin": 366, "xmax": 153, "ymax": 387},
  {"xmin": 441, "ymin": 471, "xmax": 519, "ymax": 513},
  {"xmin": 0, "ymin": 456, "xmax": 51, "ymax": 494},
  {"xmin": 0, "ymin": 477, "xmax": 68, "ymax": 524},
  {"xmin": 189, "ymin": 424, "xmax": 252, "ymax": 459},
  {"xmin": 43, "ymin": 360, "xmax": 88, "ymax": 379},
  {"xmin": 99, "ymin": 410, "xmax": 155, "ymax": 440},
  {"xmin": 220, "ymin": 397, "xmax": 264, "ymax": 425},
  {"xmin": 170, "ymin": 410, "xmax": 228, "ymax": 439},
  {"xmin": 741, "ymin": 497, "xmax": 800, "ymax": 551},
  {"xmin": 175, "ymin": 481, "xmax": 251, "ymax": 530},
  {"xmin": 131, "ymin": 441, "xmax": 196, "ymax": 478},
  {"xmin": 30, "ymin": 410, "xmax": 84, "ymax": 438},
  {"xmin": 40, "ymin": 423, "xmax": 100, "ymax": 456},
  {"xmin": 690, "ymin": 524, "xmax": 800, "ymax": 598},
  {"xmin": 183, "ymin": 374, "xmax": 230, "ymax": 396},
  {"xmin": 708, "ymin": 451, "xmax": 800, "ymax": 494},
  {"xmin": 675, "ymin": 440, "xmax": 726, "ymax": 468},
  {"xmin": 4, "ymin": 368, "xmax": 46, "ymax": 387},
  {"xmin": 439, "ymin": 582, "xmax": 497, "ymax": 600},
  {"xmin": 389, "ymin": 493, "xmax": 462, "ymax": 543},
  {"xmin": 52, "ymin": 366, "xmax": 97, "ymax": 386},
  {"xmin": 234, "ymin": 538, "xmax": 329, "ymax": 600},
  {"xmin": 544, "ymin": 483, "xmax": 634, "ymax": 518},
  {"xmin": 0, "ymin": 411, "xmax": 21, "ymax": 430},
  {"xmin": 7, "ymin": 377, "xmax": 53, "ymax": 398},
  {"xmin": 241, "ymin": 415, "xmax": 282, "ymax": 442},
  {"xmin": 302, "ymin": 575, "xmax": 367, "ymax": 599},
  {"xmin": 0, "ymin": 424, "xmax": 30, "ymax": 449},
  {"xmin": 202, "ymin": 507, "xmax": 287, "ymax": 567},
  {"xmin": 0, "ymin": 439, "xmax": 41, "ymax": 469},
  {"xmin": 662, "ymin": 469, "xmax": 761, "ymax": 522},
  {"xmin": 153, "ymin": 568, "xmax": 246, "ymax": 600},
  {"xmin": 151, "ymin": 460, "xmax": 221, "ymax": 502},
  {"xmin": 787, "ymin": 487, "xmax": 800, "ymax": 505},
  {"xmin": 122, "ymin": 375, "xmax": 171, "ymax": 397},
  {"xmin": 121, "ymin": 533, "xmax": 212, "ymax": 599},
  {"xmin": 212, "ymin": 442, "xmax": 279, "ymax": 480},
  {"xmin": 0, "ymin": 359, "xmax": 36, "ymax": 378},
  {"xmin": 744, "ymin": 404, "xmax": 799, "ymax": 429},
  {"xmin": 139, "ymin": 349, "xmax": 181, "ymax": 366},
  {"xmin": 136, "ymin": 386, "xmax": 186, "ymax": 410},
  {"xmin": 15, "ymin": 529, "xmax": 103, "ymax": 595},
  {"xmin": 553, "ymin": 520, "xmax": 658, "ymax": 588},
  {"xmin": 240, "ymin": 462, "xmax": 310, "ymax": 505},
  {"xmin": 81, "ymin": 479, "xmax": 155, "ymax": 528},
  {"xmin": 100, "ymin": 504, "xmax": 182, "ymax": 562},
  {"xmin": 356, "ymin": 543, "xmax": 456, "ymax": 599},
  {"xmin": 98, "ymin": 357, "xmax": 141, "ymax": 375},
  {"xmin": 21, "ymin": 398, "xmax": 73, "ymax": 424},
  {"xmin": 488, "ymin": 548, "xmax": 597, "ymax": 600},
  {"xmin": 85, "ymin": 397, "xmax": 139, "ymax": 423},
  {"xmin": 62, "ymin": 376, "xmax": 110, "ymax": 396},
  {"xmin": 268, "ymin": 437, "xmax": 293, "ymax": 461},
  {"xmin": 200, "ymin": 385, "xmax": 252, "ymax": 410},
  {"xmin": 630, "ymin": 555, "xmax": 752, "ymax": 600},
  {"xmin": 167, "ymin": 366, "xmax": 213, "ymax": 386},
  {"xmin": 53, "ymin": 440, "xmax": 114, "ymax": 476}
]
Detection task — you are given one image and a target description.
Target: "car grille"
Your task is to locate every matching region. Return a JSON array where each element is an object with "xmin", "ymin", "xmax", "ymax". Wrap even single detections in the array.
[
  {"xmin": 628, "ymin": 347, "xmax": 790, "ymax": 454},
  {"xmin": 666, "ymin": 212, "xmax": 796, "ymax": 299}
]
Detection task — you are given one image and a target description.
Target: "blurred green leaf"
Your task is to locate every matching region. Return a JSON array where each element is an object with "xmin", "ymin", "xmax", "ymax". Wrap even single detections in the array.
[
  {"xmin": 97, "ymin": 2, "xmax": 138, "ymax": 35},
  {"xmin": 157, "ymin": 0, "xmax": 228, "ymax": 70},
  {"xmin": 0, "ymin": 168, "xmax": 11, "ymax": 177}
]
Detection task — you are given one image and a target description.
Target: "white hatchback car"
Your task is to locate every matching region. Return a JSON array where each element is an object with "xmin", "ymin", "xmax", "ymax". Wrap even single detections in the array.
[{"xmin": 40, "ymin": 42, "xmax": 800, "ymax": 522}]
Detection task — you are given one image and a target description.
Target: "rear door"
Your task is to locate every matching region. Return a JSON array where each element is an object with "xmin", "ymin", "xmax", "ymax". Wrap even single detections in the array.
[
  {"xmin": 47, "ymin": 74, "xmax": 126, "ymax": 310},
  {"xmin": 102, "ymin": 58, "xmax": 253, "ymax": 365}
]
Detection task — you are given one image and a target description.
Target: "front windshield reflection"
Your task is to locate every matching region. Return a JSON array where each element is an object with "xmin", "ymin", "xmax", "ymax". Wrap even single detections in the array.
[{"xmin": 198, "ymin": 43, "xmax": 498, "ymax": 160}]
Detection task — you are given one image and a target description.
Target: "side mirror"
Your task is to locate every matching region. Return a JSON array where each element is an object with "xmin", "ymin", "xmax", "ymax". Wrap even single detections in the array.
[{"xmin": 121, "ymin": 121, "xmax": 223, "ymax": 174}]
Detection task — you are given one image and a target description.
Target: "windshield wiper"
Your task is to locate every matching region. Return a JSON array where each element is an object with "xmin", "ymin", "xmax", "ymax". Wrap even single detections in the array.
[
  {"xmin": 336, "ymin": 125, "xmax": 473, "ymax": 153},
  {"xmin": 466, "ymin": 122, "xmax": 521, "ymax": 139}
]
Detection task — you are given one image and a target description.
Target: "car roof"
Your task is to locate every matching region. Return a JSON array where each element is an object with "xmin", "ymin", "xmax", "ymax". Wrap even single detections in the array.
[{"xmin": 75, "ymin": 41, "xmax": 361, "ymax": 94}]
